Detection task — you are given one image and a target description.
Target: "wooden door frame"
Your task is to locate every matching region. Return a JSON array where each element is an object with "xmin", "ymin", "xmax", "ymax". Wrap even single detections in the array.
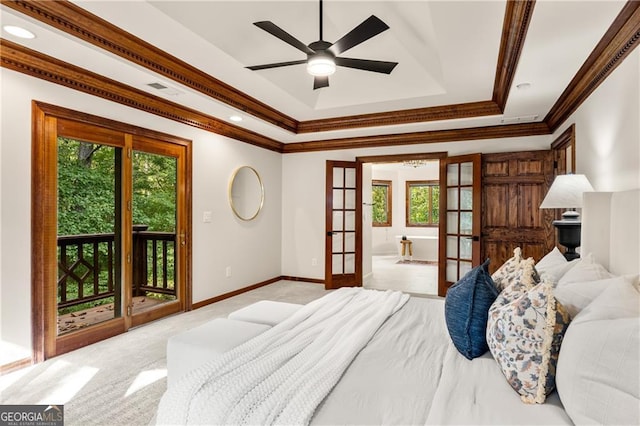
[
  {"xmin": 354, "ymin": 152, "xmax": 447, "ymax": 289},
  {"xmin": 31, "ymin": 101, "xmax": 192, "ymax": 361}
]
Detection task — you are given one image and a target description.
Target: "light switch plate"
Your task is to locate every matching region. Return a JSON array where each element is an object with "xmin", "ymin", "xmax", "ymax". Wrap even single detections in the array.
[{"xmin": 203, "ymin": 211, "xmax": 212, "ymax": 223}]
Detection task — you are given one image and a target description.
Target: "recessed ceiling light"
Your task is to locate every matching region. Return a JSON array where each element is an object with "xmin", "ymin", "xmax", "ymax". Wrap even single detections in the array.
[
  {"xmin": 3, "ymin": 25, "xmax": 36, "ymax": 39},
  {"xmin": 229, "ymin": 115, "xmax": 243, "ymax": 123},
  {"xmin": 516, "ymin": 82, "xmax": 532, "ymax": 90}
]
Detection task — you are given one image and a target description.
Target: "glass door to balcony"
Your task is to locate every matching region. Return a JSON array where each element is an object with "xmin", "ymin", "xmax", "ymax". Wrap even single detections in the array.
[
  {"xmin": 33, "ymin": 103, "xmax": 191, "ymax": 360},
  {"xmin": 57, "ymin": 137, "xmax": 123, "ymax": 335},
  {"xmin": 55, "ymin": 136, "xmax": 187, "ymax": 335},
  {"xmin": 129, "ymin": 140, "xmax": 185, "ymax": 328}
]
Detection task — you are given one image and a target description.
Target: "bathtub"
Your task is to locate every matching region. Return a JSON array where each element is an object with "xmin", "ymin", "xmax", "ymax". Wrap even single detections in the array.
[{"xmin": 394, "ymin": 235, "xmax": 438, "ymax": 262}]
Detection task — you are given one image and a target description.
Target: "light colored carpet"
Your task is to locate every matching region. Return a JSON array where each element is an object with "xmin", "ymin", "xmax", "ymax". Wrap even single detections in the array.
[{"xmin": 0, "ymin": 280, "xmax": 328, "ymax": 426}]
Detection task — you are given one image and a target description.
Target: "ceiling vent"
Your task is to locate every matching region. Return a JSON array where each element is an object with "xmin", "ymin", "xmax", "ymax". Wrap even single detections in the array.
[
  {"xmin": 500, "ymin": 115, "xmax": 539, "ymax": 124},
  {"xmin": 146, "ymin": 82, "xmax": 183, "ymax": 96}
]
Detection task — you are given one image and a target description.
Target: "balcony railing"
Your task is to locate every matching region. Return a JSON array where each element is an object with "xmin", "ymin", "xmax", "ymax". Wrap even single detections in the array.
[{"xmin": 57, "ymin": 227, "xmax": 176, "ymax": 309}]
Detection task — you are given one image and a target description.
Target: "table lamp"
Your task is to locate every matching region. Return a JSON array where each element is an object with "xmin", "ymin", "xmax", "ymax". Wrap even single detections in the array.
[{"xmin": 540, "ymin": 174, "xmax": 594, "ymax": 260}]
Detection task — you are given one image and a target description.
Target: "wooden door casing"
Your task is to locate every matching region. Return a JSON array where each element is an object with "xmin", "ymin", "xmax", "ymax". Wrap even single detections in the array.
[{"xmin": 481, "ymin": 150, "xmax": 555, "ymax": 273}]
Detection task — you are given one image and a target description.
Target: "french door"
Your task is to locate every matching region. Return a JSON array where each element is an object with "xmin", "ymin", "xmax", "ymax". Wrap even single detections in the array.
[
  {"xmin": 325, "ymin": 161, "xmax": 362, "ymax": 289},
  {"xmin": 32, "ymin": 103, "xmax": 191, "ymax": 360},
  {"xmin": 438, "ymin": 154, "xmax": 482, "ymax": 296}
]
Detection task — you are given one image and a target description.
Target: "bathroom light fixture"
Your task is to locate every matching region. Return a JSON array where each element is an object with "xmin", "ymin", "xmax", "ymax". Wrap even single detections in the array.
[
  {"xmin": 3, "ymin": 25, "xmax": 36, "ymax": 39},
  {"xmin": 403, "ymin": 159, "xmax": 429, "ymax": 168}
]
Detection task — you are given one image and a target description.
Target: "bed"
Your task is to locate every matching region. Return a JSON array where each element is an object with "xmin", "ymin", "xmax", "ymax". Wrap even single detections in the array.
[{"xmin": 156, "ymin": 189, "xmax": 639, "ymax": 425}]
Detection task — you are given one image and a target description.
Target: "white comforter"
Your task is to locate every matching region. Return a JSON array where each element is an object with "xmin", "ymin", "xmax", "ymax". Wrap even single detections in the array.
[{"xmin": 155, "ymin": 287, "xmax": 408, "ymax": 425}]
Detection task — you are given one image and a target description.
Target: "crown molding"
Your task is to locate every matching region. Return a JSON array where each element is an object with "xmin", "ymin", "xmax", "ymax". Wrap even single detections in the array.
[
  {"xmin": 2, "ymin": 1, "xmax": 636, "ymax": 154},
  {"xmin": 545, "ymin": 1, "xmax": 640, "ymax": 131},
  {"xmin": 2, "ymin": 0, "xmax": 532, "ymax": 133},
  {"xmin": 1, "ymin": 0, "xmax": 298, "ymax": 133},
  {"xmin": 0, "ymin": 39, "xmax": 284, "ymax": 152},
  {"xmin": 282, "ymin": 122, "xmax": 551, "ymax": 154},
  {"xmin": 296, "ymin": 101, "xmax": 502, "ymax": 133}
]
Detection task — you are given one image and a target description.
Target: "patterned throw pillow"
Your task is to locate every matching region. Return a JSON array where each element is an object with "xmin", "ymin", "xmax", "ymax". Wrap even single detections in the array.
[
  {"xmin": 492, "ymin": 247, "xmax": 523, "ymax": 291},
  {"xmin": 490, "ymin": 257, "xmax": 538, "ymax": 312},
  {"xmin": 445, "ymin": 259, "xmax": 500, "ymax": 360},
  {"xmin": 486, "ymin": 278, "xmax": 571, "ymax": 404}
]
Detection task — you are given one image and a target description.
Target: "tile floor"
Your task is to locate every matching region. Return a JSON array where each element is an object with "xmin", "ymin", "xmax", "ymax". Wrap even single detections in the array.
[{"xmin": 365, "ymin": 255, "xmax": 439, "ymax": 296}]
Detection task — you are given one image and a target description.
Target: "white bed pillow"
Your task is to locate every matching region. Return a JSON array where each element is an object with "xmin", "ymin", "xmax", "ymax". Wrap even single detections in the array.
[
  {"xmin": 535, "ymin": 247, "xmax": 578, "ymax": 286},
  {"xmin": 556, "ymin": 278, "xmax": 640, "ymax": 425},
  {"xmin": 553, "ymin": 275, "xmax": 637, "ymax": 318},
  {"xmin": 557, "ymin": 253, "xmax": 612, "ymax": 287}
]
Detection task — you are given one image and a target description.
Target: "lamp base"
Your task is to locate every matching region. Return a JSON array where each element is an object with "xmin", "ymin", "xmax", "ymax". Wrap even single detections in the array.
[{"xmin": 552, "ymin": 219, "xmax": 581, "ymax": 261}]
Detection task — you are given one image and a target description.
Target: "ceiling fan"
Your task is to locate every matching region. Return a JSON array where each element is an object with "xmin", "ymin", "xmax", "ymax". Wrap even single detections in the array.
[{"xmin": 246, "ymin": 0, "xmax": 398, "ymax": 90}]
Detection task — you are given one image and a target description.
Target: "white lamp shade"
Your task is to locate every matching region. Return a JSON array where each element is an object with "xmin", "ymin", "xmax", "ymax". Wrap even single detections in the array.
[{"xmin": 540, "ymin": 174, "xmax": 594, "ymax": 209}]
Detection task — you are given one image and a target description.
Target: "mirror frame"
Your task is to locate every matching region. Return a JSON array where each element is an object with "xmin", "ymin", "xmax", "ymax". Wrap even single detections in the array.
[{"xmin": 228, "ymin": 166, "xmax": 264, "ymax": 221}]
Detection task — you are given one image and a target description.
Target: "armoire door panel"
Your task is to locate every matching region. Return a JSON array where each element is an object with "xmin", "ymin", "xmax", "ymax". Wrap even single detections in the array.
[
  {"xmin": 482, "ymin": 150, "xmax": 555, "ymax": 273},
  {"xmin": 517, "ymin": 184, "xmax": 545, "ymax": 228},
  {"xmin": 516, "ymin": 158, "xmax": 544, "ymax": 175},
  {"xmin": 484, "ymin": 161, "xmax": 509, "ymax": 177},
  {"xmin": 483, "ymin": 185, "xmax": 509, "ymax": 227}
]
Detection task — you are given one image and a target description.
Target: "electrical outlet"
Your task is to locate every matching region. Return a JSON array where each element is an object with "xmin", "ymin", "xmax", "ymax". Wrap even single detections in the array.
[
  {"xmin": 311, "ymin": 258, "xmax": 318, "ymax": 266},
  {"xmin": 225, "ymin": 266, "xmax": 232, "ymax": 277},
  {"xmin": 203, "ymin": 211, "xmax": 212, "ymax": 223}
]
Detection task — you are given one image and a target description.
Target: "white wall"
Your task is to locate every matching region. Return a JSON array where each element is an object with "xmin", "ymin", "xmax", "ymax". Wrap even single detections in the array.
[
  {"xmin": 370, "ymin": 163, "xmax": 440, "ymax": 256},
  {"xmin": 553, "ymin": 49, "xmax": 640, "ymax": 191},
  {"xmin": 0, "ymin": 69, "xmax": 282, "ymax": 364}
]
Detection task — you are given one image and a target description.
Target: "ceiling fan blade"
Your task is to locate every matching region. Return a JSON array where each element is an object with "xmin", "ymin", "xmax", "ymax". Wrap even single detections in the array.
[
  {"xmin": 313, "ymin": 76, "xmax": 329, "ymax": 90},
  {"xmin": 329, "ymin": 15, "xmax": 390, "ymax": 56},
  {"xmin": 246, "ymin": 59, "xmax": 307, "ymax": 71},
  {"xmin": 254, "ymin": 21, "xmax": 316, "ymax": 55},
  {"xmin": 335, "ymin": 57, "xmax": 398, "ymax": 74}
]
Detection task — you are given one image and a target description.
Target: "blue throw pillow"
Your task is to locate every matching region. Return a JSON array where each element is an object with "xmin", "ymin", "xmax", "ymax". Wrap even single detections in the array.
[{"xmin": 445, "ymin": 259, "xmax": 499, "ymax": 360}]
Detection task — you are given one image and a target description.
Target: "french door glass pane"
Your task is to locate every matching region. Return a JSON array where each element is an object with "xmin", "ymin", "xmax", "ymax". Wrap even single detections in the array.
[
  {"xmin": 132, "ymin": 151, "xmax": 177, "ymax": 313},
  {"xmin": 460, "ymin": 162, "xmax": 473, "ymax": 185},
  {"xmin": 447, "ymin": 164, "xmax": 459, "ymax": 186},
  {"xmin": 344, "ymin": 254, "xmax": 355, "ymax": 273},
  {"xmin": 332, "ymin": 233, "xmax": 344, "ymax": 253},
  {"xmin": 460, "ymin": 212, "xmax": 473, "ymax": 235},
  {"xmin": 333, "ymin": 211, "xmax": 344, "ymax": 231},
  {"xmin": 333, "ymin": 168, "xmax": 344, "ymax": 187},
  {"xmin": 345, "ymin": 189, "xmax": 356, "ymax": 209},
  {"xmin": 345, "ymin": 211, "xmax": 356, "ymax": 231},
  {"xmin": 345, "ymin": 232, "xmax": 355, "ymax": 252},
  {"xmin": 333, "ymin": 189, "xmax": 343, "ymax": 209},
  {"xmin": 332, "ymin": 254, "xmax": 343, "ymax": 274},
  {"xmin": 57, "ymin": 137, "xmax": 121, "ymax": 335},
  {"xmin": 460, "ymin": 187, "xmax": 473, "ymax": 209},
  {"xmin": 446, "ymin": 260, "xmax": 458, "ymax": 282},
  {"xmin": 447, "ymin": 212, "xmax": 459, "ymax": 233},
  {"xmin": 447, "ymin": 188, "xmax": 458, "ymax": 210},
  {"xmin": 460, "ymin": 237, "xmax": 472, "ymax": 260},
  {"xmin": 446, "ymin": 236, "xmax": 458, "ymax": 258}
]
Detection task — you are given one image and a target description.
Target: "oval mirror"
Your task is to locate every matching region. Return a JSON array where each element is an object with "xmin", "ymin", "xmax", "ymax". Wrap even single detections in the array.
[{"xmin": 229, "ymin": 166, "xmax": 264, "ymax": 221}]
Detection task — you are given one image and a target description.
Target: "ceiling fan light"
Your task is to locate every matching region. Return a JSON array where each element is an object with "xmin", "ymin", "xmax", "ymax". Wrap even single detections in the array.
[{"xmin": 307, "ymin": 57, "xmax": 336, "ymax": 77}]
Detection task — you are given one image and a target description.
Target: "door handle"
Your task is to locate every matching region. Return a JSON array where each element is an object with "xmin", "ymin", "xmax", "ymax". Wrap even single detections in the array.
[{"xmin": 327, "ymin": 231, "xmax": 338, "ymax": 236}]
